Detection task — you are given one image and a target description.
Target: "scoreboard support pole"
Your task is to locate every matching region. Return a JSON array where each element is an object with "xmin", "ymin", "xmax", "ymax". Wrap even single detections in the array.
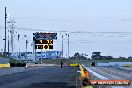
[
  {"xmin": 41, "ymin": 47, "xmax": 42, "ymax": 63},
  {"xmin": 33, "ymin": 40, "xmax": 36, "ymax": 62},
  {"xmin": 35, "ymin": 48, "xmax": 36, "ymax": 62}
]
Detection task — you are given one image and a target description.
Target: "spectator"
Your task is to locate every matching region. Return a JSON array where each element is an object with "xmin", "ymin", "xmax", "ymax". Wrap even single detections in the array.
[{"xmin": 61, "ymin": 61, "xmax": 63, "ymax": 68}]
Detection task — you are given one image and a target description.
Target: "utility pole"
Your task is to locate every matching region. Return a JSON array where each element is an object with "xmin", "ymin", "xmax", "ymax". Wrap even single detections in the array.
[
  {"xmin": 4, "ymin": 7, "xmax": 7, "ymax": 56},
  {"xmin": 8, "ymin": 18, "xmax": 16, "ymax": 53}
]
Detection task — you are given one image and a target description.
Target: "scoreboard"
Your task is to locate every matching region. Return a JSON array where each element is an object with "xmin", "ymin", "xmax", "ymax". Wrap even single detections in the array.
[
  {"xmin": 33, "ymin": 32, "xmax": 57, "ymax": 50},
  {"xmin": 35, "ymin": 40, "xmax": 53, "ymax": 44}
]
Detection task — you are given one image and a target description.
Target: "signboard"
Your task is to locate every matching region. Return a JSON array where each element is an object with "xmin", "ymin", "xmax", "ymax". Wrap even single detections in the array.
[
  {"xmin": 33, "ymin": 32, "xmax": 56, "ymax": 50},
  {"xmin": 46, "ymin": 51, "xmax": 62, "ymax": 59},
  {"xmin": 34, "ymin": 51, "xmax": 62, "ymax": 59},
  {"xmin": 36, "ymin": 52, "xmax": 46, "ymax": 58},
  {"xmin": 33, "ymin": 33, "xmax": 57, "ymax": 40}
]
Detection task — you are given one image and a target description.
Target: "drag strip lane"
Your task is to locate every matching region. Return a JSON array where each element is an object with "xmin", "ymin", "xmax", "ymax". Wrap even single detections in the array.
[{"xmin": 81, "ymin": 63, "xmax": 126, "ymax": 88}]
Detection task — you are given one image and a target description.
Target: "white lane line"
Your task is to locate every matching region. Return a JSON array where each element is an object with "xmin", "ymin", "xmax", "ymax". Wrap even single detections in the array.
[
  {"xmin": 81, "ymin": 64, "xmax": 124, "ymax": 88},
  {"xmin": 86, "ymin": 67, "xmax": 108, "ymax": 79}
]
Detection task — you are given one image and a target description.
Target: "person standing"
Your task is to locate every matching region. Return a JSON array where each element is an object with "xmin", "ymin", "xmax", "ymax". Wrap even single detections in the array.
[{"xmin": 61, "ymin": 61, "xmax": 63, "ymax": 68}]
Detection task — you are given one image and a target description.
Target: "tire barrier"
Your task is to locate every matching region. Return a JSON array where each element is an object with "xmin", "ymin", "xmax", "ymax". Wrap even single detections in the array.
[{"xmin": 10, "ymin": 63, "xmax": 26, "ymax": 67}]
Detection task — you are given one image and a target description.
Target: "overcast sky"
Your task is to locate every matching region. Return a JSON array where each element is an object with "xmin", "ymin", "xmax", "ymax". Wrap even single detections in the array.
[{"xmin": 0, "ymin": 0, "xmax": 132, "ymax": 57}]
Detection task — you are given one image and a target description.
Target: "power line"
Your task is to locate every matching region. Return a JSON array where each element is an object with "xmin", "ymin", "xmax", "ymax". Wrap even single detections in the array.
[
  {"xmin": 1, "ymin": 26, "xmax": 132, "ymax": 35},
  {"xmin": 54, "ymin": 40, "xmax": 132, "ymax": 44},
  {"xmin": 14, "ymin": 27, "xmax": 132, "ymax": 34}
]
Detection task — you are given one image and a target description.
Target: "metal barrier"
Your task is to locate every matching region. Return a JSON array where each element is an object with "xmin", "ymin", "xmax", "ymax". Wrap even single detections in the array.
[{"xmin": 0, "ymin": 63, "xmax": 10, "ymax": 68}]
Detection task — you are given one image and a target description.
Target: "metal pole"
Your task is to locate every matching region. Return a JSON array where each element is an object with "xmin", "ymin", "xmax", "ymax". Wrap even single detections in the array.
[
  {"xmin": 62, "ymin": 35, "xmax": 63, "ymax": 58},
  {"xmin": 4, "ymin": 7, "xmax": 7, "ymax": 56},
  {"xmin": 33, "ymin": 34, "xmax": 35, "ymax": 62},
  {"xmin": 8, "ymin": 30, "xmax": 9, "ymax": 56},
  {"xmin": 68, "ymin": 34, "xmax": 69, "ymax": 58},
  {"xmin": 41, "ymin": 47, "xmax": 42, "ymax": 63},
  {"xmin": 18, "ymin": 34, "xmax": 20, "ymax": 61},
  {"xmin": 32, "ymin": 41, "xmax": 35, "ymax": 62},
  {"xmin": 35, "ymin": 46, "xmax": 36, "ymax": 62},
  {"xmin": 8, "ymin": 19, "xmax": 16, "ymax": 53},
  {"xmin": 26, "ymin": 40, "xmax": 28, "ymax": 63}
]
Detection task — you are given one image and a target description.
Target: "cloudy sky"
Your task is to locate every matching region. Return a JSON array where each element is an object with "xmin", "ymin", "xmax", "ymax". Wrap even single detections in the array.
[{"xmin": 0, "ymin": 0, "xmax": 132, "ymax": 57}]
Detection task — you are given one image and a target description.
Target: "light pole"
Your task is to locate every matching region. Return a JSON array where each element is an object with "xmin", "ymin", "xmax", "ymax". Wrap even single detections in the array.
[
  {"xmin": 66, "ymin": 34, "xmax": 70, "ymax": 58},
  {"xmin": 24, "ymin": 35, "xmax": 28, "ymax": 63},
  {"xmin": 61, "ymin": 33, "xmax": 70, "ymax": 59},
  {"xmin": 18, "ymin": 34, "xmax": 20, "ymax": 61},
  {"xmin": 62, "ymin": 35, "xmax": 63, "ymax": 58},
  {"xmin": 31, "ymin": 42, "xmax": 34, "ymax": 63},
  {"xmin": 68, "ymin": 34, "xmax": 69, "ymax": 58},
  {"xmin": 26, "ymin": 39, "xmax": 28, "ymax": 63},
  {"xmin": 8, "ymin": 29, "xmax": 9, "ymax": 56}
]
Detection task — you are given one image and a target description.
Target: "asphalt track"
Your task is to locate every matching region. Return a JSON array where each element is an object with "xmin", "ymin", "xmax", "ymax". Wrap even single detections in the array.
[{"xmin": 0, "ymin": 66, "xmax": 77, "ymax": 88}]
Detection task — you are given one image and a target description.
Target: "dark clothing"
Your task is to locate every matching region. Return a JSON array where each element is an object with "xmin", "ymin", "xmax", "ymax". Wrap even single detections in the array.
[
  {"xmin": 61, "ymin": 61, "xmax": 63, "ymax": 68},
  {"xmin": 82, "ymin": 78, "xmax": 91, "ymax": 86}
]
